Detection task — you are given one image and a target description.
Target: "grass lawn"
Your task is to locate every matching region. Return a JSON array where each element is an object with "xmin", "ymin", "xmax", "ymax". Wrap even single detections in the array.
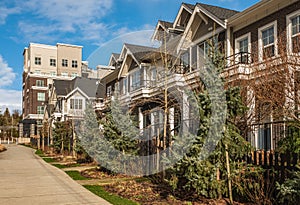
[
  {"xmin": 35, "ymin": 149, "xmax": 45, "ymax": 157},
  {"xmin": 42, "ymin": 157, "xmax": 56, "ymax": 163},
  {"xmin": 83, "ymin": 185, "xmax": 138, "ymax": 205},
  {"xmin": 52, "ymin": 163, "xmax": 80, "ymax": 169},
  {"xmin": 65, "ymin": 171, "xmax": 90, "ymax": 180}
]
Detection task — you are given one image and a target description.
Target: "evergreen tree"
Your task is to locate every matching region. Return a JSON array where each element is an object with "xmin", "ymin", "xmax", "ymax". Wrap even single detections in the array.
[
  {"xmin": 52, "ymin": 121, "xmax": 72, "ymax": 154},
  {"xmin": 77, "ymin": 101, "xmax": 140, "ymax": 175},
  {"xmin": 164, "ymin": 34, "xmax": 252, "ymax": 200}
]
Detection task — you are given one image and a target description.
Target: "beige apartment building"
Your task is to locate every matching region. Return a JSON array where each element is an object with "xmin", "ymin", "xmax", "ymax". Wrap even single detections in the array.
[{"xmin": 22, "ymin": 43, "xmax": 83, "ymax": 121}]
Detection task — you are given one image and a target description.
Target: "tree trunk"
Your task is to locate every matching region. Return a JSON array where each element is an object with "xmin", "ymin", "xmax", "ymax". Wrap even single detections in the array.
[{"xmin": 225, "ymin": 143, "xmax": 233, "ymax": 204}]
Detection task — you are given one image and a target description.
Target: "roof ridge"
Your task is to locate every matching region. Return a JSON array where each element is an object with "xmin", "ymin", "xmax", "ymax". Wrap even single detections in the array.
[{"xmin": 197, "ymin": 2, "xmax": 239, "ymax": 13}]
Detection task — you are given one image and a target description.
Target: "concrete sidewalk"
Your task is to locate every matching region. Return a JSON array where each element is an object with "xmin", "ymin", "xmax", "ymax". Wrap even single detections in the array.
[{"xmin": 0, "ymin": 145, "xmax": 111, "ymax": 205}]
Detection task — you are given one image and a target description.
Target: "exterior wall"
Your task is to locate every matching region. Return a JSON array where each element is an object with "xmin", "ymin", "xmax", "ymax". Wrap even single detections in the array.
[
  {"xmin": 57, "ymin": 44, "xmax": 82, "ymax": 77},
  {"xmin": 22, "ymin": 75, "xmax": 48, "ymax": 118},
  {"xmin": 24, "ymin": 43, "xmax": 57, "ymax": 75},
  {"xmin": 232, "ymin": 1, "xmax": 300, "ymax": 62},
  {"xmin": 22, "ymin": 43, "xmax": 83, "ymax": 121}
]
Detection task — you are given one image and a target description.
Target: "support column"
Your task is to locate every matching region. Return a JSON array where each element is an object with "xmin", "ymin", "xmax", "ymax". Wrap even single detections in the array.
[
  {"xmin": 150, "ymin": 111, "xmax": 155, "ymax": 137},
  {"xmin": 182, "ymin": 92, "xmax": 189, "ymax": 134},
  {"xmin": 138, "ymin": 107, "xmax": 143, "ymax": 134},
  {"xmin": 169, "ymin": 107, "xmax": 175, "ymax": 137}
]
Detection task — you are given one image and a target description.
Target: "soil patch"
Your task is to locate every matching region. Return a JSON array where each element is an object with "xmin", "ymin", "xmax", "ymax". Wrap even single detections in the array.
[{"xmin": 0, "ymin": 144, "xmax": 7, "ymax": 152}]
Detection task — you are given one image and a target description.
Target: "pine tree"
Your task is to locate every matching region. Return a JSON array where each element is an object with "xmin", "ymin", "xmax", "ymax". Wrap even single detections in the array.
[
  {"xmin": 164, "ymin": 34, "xmax": 252, "ymax": 200},
  {"xmin": 77, "ymin": 101, "xmax": 140, "ymax": 175}
]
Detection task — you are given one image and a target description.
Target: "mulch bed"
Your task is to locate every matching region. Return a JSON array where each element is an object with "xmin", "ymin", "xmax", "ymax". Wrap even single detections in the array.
[
  {"xmin": 0, "ymin": 144, "xmax": 7, "ymax": 152},
  {"xmin": 81, "ymin": 168, "xmax": 253, "ymax": 205}
]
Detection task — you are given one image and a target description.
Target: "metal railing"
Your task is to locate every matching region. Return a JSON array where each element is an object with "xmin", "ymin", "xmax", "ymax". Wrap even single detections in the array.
[{"xmin": 226, "ymin": 52, "xmax": 252, "ymax": 68}]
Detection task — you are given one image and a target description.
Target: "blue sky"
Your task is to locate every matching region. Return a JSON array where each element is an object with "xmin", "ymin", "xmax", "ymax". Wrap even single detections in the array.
[{"xmin": 0, "ymin": 0, "xmax": 259, "ymax": 112}]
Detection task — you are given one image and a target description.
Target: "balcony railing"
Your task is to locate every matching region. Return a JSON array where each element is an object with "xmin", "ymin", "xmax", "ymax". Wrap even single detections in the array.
[{"xmin": 226, "ymin": 52, "xmax": 252, "ymax": 68}]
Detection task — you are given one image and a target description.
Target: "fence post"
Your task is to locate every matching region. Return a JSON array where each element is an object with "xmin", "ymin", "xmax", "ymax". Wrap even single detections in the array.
[
  {"xmin": 275, "ymin": 152, "xmax": 279, "ymax": 170},
  {"xmin": 259, "ymin": 152, "xmax": 263, "ymax": 166},
  {"xmin": 264, "ymin": 151, "xmax": 268, "ymax": 168},
  {"xmin": 292, "ymin": 153, "xmax": 298, "ymax": 170},
  {"xmin": 254, "ymin": 151, "xmax": 257, "ymax": 165},
  {"xmin": 280, "ymin": 153, "xmax": 285, "ymax": 183}
]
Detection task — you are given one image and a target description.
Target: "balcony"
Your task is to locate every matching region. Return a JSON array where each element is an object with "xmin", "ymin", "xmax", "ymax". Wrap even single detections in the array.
[{"xmin": 223, "ymin": 52, "xmax": 252, "ymax": 82}]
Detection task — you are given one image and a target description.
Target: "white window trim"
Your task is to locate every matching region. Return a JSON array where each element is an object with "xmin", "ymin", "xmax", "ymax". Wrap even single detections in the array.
[
  {"xmin": 258, "ymin": 20, "xmax": 278, "ymax": 62},
  {"xmin": 286, "ymin": 9, "xmax": 300, "ymax": 54},
  {"xmin": 235, "ymin": 32, "xmax": 251, "ymax": 55},
  {"xmin": 235, "ymin": 32, "xmax": 251, "ymax": 63},
  {"xmin": 37, "ymin": 92, "xmax": 45, "ymax": 101}
]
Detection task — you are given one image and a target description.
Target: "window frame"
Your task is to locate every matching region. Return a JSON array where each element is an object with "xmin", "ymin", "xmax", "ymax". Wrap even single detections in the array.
[
  {"xmin": 61, "ymin": 72, "xmax": 68, "ymax": 77},
  {"xmin": 72, "ymin": 60, "xmax": 78, "ymax": 68},
  {"xmin": 62, "ymin": 59, "xmax": 68, "ymax": 67},
  {"xmin": 130, "ymin": 69, "xmax": 141, "ymax": 91},
  {"xmin": 71, "ymin": 73, "xmax": 78, "ymax": 78},
  {"xmin": 35, "ymin": 57, "xmax": 41, "ymax": 65},
  {"xmin": 70, "ymin": 98, "xmax": 83, "ymax": 110},
  {"xmin": 258, "ymin": 20, "xmax": 278, "ymax": 61},
  {"xmin": 50, "ymin": 58, "xmax": 56, "ymax": 67},
  {"xmin": 235, "ymin": 32, "xmax": 251, "ymax": 64},
  {"xmin": 286, "ymin": 9, "xmax": 300, "ymax": 53},
  {"xmin": 37, "ymin": 106, "xmax": 44, "ymax": 114},
  {"xmin": 36, "ymin": 80, "xmax": 45, "ymax": 87},
  {"xmin": 37, "ymin": 92, "xmax": 45, "ymax": 101}
]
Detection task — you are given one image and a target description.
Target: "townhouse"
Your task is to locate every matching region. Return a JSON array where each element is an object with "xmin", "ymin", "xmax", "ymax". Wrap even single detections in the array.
[{"xmin": 96, "ymin": 0, "xmax": 300, "ymax": 151}]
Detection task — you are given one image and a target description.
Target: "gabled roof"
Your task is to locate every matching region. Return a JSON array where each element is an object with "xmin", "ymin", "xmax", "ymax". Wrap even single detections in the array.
[
  {"xmin": 158, "ymin": 20, "xmax": 173, "ymax": 29},
  {"xmin": 108, "ymin": 53, "xmax": 121, "ymax": 66},
  {"xmin": 117, "ymin": 43, "xmax": 156, "ymax": 79},
  {"xmin": 111, "ymin": 53, "xmax": 120, "ymax": 60},
  {"xmin": 53, "ymin": 77, "xmax": 103, "ymax": 99},
  {"xmin": 182, "ymin": 3, "xmax": 195, "ymax": 11},
  {"xmin": 197, "ymin": 3, "xmax": 239, "ymax": 20}
]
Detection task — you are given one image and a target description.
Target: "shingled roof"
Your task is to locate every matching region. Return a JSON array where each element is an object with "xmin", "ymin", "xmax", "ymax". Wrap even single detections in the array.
[
  {"xmin": 124, "ymin": 43, "xmax": 156, "ymax": 63},
  {"xmin": 197, "ymin": 3, "xmax": 239, "ymax": 20},
  {"xmin": 158, "ymin": 20, "xmax": 173, "ymax": 29},
  {"xmin": 182, "ymin": 3, "xmax": 195, "ymax": 11},
  {"xmin": 54, "ymin": 77, "xmax": 103, "ymax": 98},
  {"xmin": 111, "ymin": 53, "xmax": 120, "ymax": 60}
]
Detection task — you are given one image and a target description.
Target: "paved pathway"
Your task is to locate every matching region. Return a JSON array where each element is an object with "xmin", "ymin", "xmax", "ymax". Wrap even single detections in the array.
[{"xmin": 0, "ymin": 145, "xmax": 111, "ymax": 205}]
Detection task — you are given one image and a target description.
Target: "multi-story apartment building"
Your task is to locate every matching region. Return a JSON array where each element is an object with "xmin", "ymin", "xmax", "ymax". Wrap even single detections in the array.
[
  {"xmin": 96, "ymin": 0, "xmax": 300, "ymax": 151},
  {"xmin": 22, "ymin": 43, "xmax": 83, "ymax": 121}
]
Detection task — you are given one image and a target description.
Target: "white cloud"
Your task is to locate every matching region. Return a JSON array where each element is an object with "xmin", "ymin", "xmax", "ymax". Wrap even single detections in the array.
[
  {"xmin": 17, "ymin": 0, "xmax": 113, "ymax": 43},
  {"xmin": 0, "ymin": 55, "xmax": 16, "ymax": 87},
  {"xmin": 0, "ymin": 89, "xmax": 22, "ymax": 113},
  {"xmin": 0, "ymin": 6, "xmax": 20, "ymax": 25}
]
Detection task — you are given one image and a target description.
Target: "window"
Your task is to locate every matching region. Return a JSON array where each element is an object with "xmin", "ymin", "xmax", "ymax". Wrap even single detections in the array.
[
  {"xmin": 287, "ymin": 11, "xmax": 300, "ymax": 53},
  {"xmin": 71, "ymin": 73, "xmax": 78, "ymax": 78},
  {"xmin": 235, "ymin": 33, "xmax": 251, "ymax": 64},
  {"xmin": 50, "ymin": 59, "xmax": 56, "ymax": 66},
  {"xmin": 70, "ymin": 99, "xmax": 83, "ymax": 110},
  {"xmin": 61, "ymin": 72, "xmax": 68, "ymax": 77},
  {"xmin": 37, "ymin": 106, "xmax": 44, "ymax": 114},
  {"xmin": 181, "ymin": 51, "xmax": 190, "ymax": 68},
  {"xmin": 36, "ymin": 80, "xmax": 44, "ymax": 87},
  {"xmin": 72, "ymin": 60, "xmax": 78, "ymax": 68},
  {"xmin": 131, "ymin": 70, "xmax": 141, "ymax": 91},
  {"xmin": 35, "ymin": 57, "xmax": 41, "ymax": 65},
  {"xmin": 62, "ymin": 59, "xmax": 68, "ymax": 67},
  {"xmin": 50, "ymin": 71, "xmax": 57, "ymax": 76},
  {"xmin": 37, "ymin": 92, "xmax": 45, "ymax": 101},
  {"xmin": 259, "ymin": 21, "xmax": 277, "ymax": 60},
  {"xmin": 262, "ymin": 27, "xmax": 274, "ymax": 58},
  {"xmin": 120, "ymin": 77, "xmax": 127, "ymax": 95},
  {"xmin": 107, "ymin": 86, "xmax": 112, "ymax": 97}
]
